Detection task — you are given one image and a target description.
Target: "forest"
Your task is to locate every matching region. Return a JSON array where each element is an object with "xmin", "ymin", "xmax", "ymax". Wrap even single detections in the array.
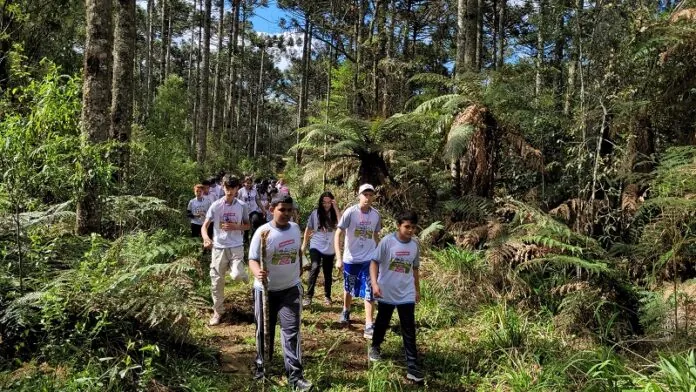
[{"xmin": 1, "ymin": 0, "xmax": 696, "ymax": 390}]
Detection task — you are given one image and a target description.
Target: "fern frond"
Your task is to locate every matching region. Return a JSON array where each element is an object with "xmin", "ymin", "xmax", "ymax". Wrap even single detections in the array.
[
  {"xmin": 418, "ymin": 221, "xmax": 444, "ymax": 243},
  {"xmin": 518, "ymin": 255, "xmax": 609, "ymax": 276}
]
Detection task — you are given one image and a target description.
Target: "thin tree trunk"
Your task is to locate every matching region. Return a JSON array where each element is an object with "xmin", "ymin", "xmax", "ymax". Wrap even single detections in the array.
[
  {"xmin": 165, "ymin": 10, "xmax": 172, "ymax": 76},
  {"xmin": 111, "ymin": 0, "xmax": 136, "ymax": 185},
  {"xmin": 323, "ymin": 45, "xmax": 333, "ymax": 189},
  {"xmin": 492, "ymin": 0, "xmax": 498, "ymax": 69},
  {"xmin": 535, "ymin": 0, "xmax": 544, "ymax": 97},
  {"xmin": 0, "ymin": 3, "xmax": 13, "ymax": 92},
  {"xmin": 145, "ymin": 0, "xmax": 154, "ymax": 116},
  {"xmin": 497, "ymin": 0, "xmax": 505, "ymax": 68},
  {"xmin": 564, "ymin": 0, "xmax": 582, "ymax": 116},
  {"xmin": 193, "ymin": 0, "xmax": 203, "ymax": 152},
  {"xmin": 253, "ymin": 47, "xmax": 265, "ymax": 157},
  {"xmin": 456, "ymin": 0, "xmax": 466, "ymax": 78},
  {"xmin": 295, "ymin": 17, "xmax": 311, "ymax": 163},
  {"xmin": 187, "ymin": 0, "xmax": 198, "ymax": 158},
  {"xmin": 476, "ymin": 0, "xmax": 483, "ymax": 70},
  {"xmin": 211, "ymin": 0, "xmax": 224, "ymax": 140},
  {"xmin": 464, "ymin": 0, "xmax": 478, "ymax": 72},
  {"xmin": 196, "ymin": 0, "xmax": 211, "ymax": 164},
  {"xmin": 382, "ymin": 0, "xmax": 394, "ymax": 116},
  {"xmin": 224, "ymin": 0, "xmax": 240, "ymax": 142},
  {"xmin": 373, "ymin": 0, "xmax": 385, "ymax": 115},
  {"xmin": 352, "ymin": 0, "xmax": 364, "ymax": 116},
  {"xmin": 159, "ymin": 0, "xmax": 169, "ymax": 83},
  {"xmin": 235, "ymin": 7, "xmax": 247, "ymax": 133},
  {"xmin": 77, "ymin": 0, "xmax": 113, "ymax": 235}
]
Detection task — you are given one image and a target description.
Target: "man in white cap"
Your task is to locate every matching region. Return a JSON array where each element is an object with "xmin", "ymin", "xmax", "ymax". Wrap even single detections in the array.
[{"xmin": 334, "ymin": 183, "xmax": 382, "ymax": 338}]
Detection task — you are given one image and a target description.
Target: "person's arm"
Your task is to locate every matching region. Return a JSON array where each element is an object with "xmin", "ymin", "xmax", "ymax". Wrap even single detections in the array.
[
  {"xmin": 186, "ymin": 201, "xmax": 195, "ymax": 219},
  {"xmin": 228, "ymin": 204, "xmax": 251, "ymax": 231},
  {"xmin": 255, "ymin": 194, "xmax": 265, "ymax": 214},
  {"xmin": 414, "ymin": 267, "xmax": 421, "ymax": 304},
  {"xmin": 302, "ymin": 226, "xmax": 313, "ymax": 254},
  {"xmin": 202, "ymin": 218, "xmax": 213, "ymax": 248},
  {"xmin": 248, "ymin": 230, "xmax": 267, "ymax": 281},
  {"xmin": 334, "ymin": 228, "xmax": 344, "ymax": 271},
  {"xmin": 370, "ymin": 260, "xmax": 382, "ymax": 299},
  {"xmin": 373, "ymin": 215, "xmax": 382, "ymax": 242}
]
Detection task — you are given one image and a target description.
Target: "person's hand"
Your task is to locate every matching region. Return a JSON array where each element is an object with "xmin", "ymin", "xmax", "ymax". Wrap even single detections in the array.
[
  {"xmin": 222, "ymin": 222, "xmax": 236, "ymax": 231},
  {"xmin": 335, "ymin": 258, "xmax": 343, "ymax": 272},
  {"xmin": 254, "ymin": 269, "xmax": 268, "ymax": 281},
  {"xmin": 203, "ymin": 238, "xmax": 213, "ymax": 249},
  {"xmin": 372, "ymin": 283, "xmax": 382, "ymax": 298}
]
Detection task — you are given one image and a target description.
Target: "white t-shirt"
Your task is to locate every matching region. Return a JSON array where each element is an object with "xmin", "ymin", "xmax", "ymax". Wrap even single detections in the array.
[
  {"xmin": 249, "ymin": 222, "xmax": 302, "ymax": 291},
  {"xmin": 188, "ymin": 197, "xmax": 212, "ymax": 226},
  {"xmin": 205, "ymin": 198, "xmax": 249, "ymax": 248},
  {"xmin": 371, "ymin": 233, "xmax": 420, "ymax": 305},
  {"xmin": 337, "ymin": 204, "xmax": 382, "ymax": 264},
  {"xmin": 238, "ymin": 187, "xmax": 260, "ymax": 213},
  {"xmin": 306, "ymin": 209, "xmax": 336, "ymax": 255}
]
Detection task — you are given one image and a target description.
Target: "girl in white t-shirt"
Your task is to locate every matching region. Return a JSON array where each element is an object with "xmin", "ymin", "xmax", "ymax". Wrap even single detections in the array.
[{"xmin": 301, "ymin": 191, "xmax": 341, "ymax": 306}]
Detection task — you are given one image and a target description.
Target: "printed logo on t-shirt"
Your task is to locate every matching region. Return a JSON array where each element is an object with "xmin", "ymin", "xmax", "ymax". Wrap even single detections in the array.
[
  {"xmin": 220, "ymin": 211, "xmax": 237, "ymax": 227},
  {"xmin": 271, "ymin": 249, "xmax": 297, "ymax": 265},
  {"xmin": 354, "ymin": 224, "xmax": 375, "ymax": 239},
  {"xmin": 388, "ymin": 259, "xmax": 412, "ymax": 274}
]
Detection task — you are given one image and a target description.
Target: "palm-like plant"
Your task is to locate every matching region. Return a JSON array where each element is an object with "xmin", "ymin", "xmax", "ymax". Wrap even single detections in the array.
[
  {"xmin": 398, "ymin": 73, "xmax": 544, "ymax": 198},
  {"xmin": 294, "ymin": 117, "xmax": 395, "ymax": 187}
]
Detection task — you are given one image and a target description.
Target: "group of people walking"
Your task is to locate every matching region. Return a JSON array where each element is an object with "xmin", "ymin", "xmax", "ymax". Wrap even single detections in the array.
[{"xmin": 186, "ymin": 174, "xmax": 423, "ymax": 391}]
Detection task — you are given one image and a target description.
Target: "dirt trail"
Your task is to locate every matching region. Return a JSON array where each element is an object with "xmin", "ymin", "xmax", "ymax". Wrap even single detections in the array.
[{"xmin": 203, "ymin": 278, "xmax": 373, "ymax": 389}]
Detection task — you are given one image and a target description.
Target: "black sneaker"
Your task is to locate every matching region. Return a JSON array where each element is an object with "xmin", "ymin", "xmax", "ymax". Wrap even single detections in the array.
[
  {"xmin": 253, "ymin": 367, "xmax": 264, "ymax": 380},
  {"xmin": 368, "ymin": 346, "xmax": 381, "ymax": 362},
  {"xmin": 293, "ymin": 378, "xmax": 314, "ymax": 391},
  {"xmin": 339, "ymin": 309, "xmax": 350, "ymax": 324},
  {"xmin": 406, "ymin": 368, "xmax": 424, "ymax": 383}
]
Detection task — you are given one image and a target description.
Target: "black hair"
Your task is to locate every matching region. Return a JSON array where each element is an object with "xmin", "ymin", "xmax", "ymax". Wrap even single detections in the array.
[
  {"xmin": 316, "ymin": 191, "xmax": 337, "ymax": 230},
  {"xmin": 201, "ymin": 179, "xmax": 212, "ymax": 186},
  {"xmin": 396, "ymin": 210, "xmax": 419, "ymax": 225},
  {"xmin": 270, "ymin": 195, "xmax": 294, "ymax": 207},
  {"xmin": 223, "ymin": 175, "xmax": 241, "ymax": 189},
  {"xmin": 207, "ymin": 176, "xmax": 218, "ymax": 184}
]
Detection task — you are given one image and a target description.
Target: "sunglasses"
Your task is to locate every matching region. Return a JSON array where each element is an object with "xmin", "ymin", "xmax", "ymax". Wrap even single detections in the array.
[{"xmin": 275, "ymin": 207, "xmax": 293, "ymax": 212}]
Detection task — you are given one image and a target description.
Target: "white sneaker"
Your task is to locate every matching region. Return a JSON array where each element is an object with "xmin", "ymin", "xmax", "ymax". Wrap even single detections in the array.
[{"xmin": 209, "ymin": 312, "xmax": 221, "ymax": 326}]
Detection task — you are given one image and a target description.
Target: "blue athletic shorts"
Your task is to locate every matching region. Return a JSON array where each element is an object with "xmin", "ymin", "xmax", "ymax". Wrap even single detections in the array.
[{"xmin": 343, "ymin": 262, "xmax": 373, "ymax": 301}]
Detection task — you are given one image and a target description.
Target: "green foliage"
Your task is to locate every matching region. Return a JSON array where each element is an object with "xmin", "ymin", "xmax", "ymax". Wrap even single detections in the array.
[{"xmin": 129, "ymin": 76, "xmax": 200, "ymax": 208}]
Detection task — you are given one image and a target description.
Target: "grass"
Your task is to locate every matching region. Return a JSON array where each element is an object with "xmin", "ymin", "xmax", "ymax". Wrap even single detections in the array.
[{"xmin": 4, "ymin": 246, "xmax": 696, "ymax": 391}]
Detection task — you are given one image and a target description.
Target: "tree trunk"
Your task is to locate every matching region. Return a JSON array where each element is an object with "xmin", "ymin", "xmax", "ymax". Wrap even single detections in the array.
[
  {"xmin": 159, "ymin": 0, "xmax": 169, "ymax": 83},
  {"xmin": 476, "ymin": 0, "xmax": 483, "ymax": 70},
  {"xmin": 193, "ymin": 0, "xmax": 203, "ymax": 153},
  {"xmin": 456, "ymin": 0, "xmax": 466, "ymax": 78},
  {"xmin": 236, "ymin": 7, "xmax": 247, "ymax": 134},
  {"xmin": 382, "ymin": 0, "xmax": 395, "ymax": 116},
  {"xmin": 224, "ymin": 0, "xmax": 241, "ymax": 143},
  {"xmin": 0, "ymin": 5, "xmax": 13, "ymax": 92},
  {"xmin": 196, "ymin": 0, "xmax": 212, "ymax": 164},
  {"xmin": 373, "ymin": 0, "xmax": 386, "ymax": 115},
  {"xmin": 111, "ymin": 0, "xmax": 136, "ymax": 185},
  {"xmin": 535, "ymin": 0, "xmax": 544, "ymax": 97},
  {"xmin": 211, "ymin": 0, "xmax": 224, "ymax": 140},
  {"xmin": 254, "ymin": 47, "xmax": 265, "ymax": 157},
  {"xmin": 352, "ymin": 0, "xmax": 365, "ymax": 116},
  {"xmin": 464, "ymin": 0, "xmax": 478, "ymax": 72},
  {"xmin": 497, "ymin": 0, "xmax": 505, "ymax": 68},
  {"xmin": 77, "ymin": 0, "xmax": 113, "ymax": 235},
  {"xmin": 564, "ymin": 0, "xmax": 582, "ymax": 116},
  {"xmin": 295, "ymin": 16, "xmax": 311, "ymax": 163},
  {"xmin": 145, "ymin": 0, "xmax": 154, "ymax": 117},
  {"xmin": 187, "ymin": 0, "xmax": 198, "ymax": 158}
]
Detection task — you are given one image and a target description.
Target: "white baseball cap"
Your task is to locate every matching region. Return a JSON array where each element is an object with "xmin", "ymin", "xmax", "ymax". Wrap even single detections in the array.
[{"xmin": 358, "ymin": 184, "xmax": 375, "ymax": 194}]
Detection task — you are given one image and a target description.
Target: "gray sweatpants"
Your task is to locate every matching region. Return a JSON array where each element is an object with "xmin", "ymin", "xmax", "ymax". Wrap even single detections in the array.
[{"xmin": 254, "ymin": 285, "xmax": 304, "ymax": 382}]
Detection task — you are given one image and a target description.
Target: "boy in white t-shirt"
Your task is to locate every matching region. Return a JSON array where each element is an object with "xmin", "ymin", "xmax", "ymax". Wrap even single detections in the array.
[
  {"xmin": 201, "ymin": 175, "xmax": 250, "ymax": 326},
  {"xmin": 187, "ymin": 184, "xmax": 212, "ymax": 237},
  {"xmin": 334, "ymin": 184, "xmax": 381, "ymax": 338},
  {"xmin": 368, "ymin": 210, "xmax": 423, "ymax": 383},
  {"xmin": 248, "ymin": 195, "xmax": 312, "ymax": 391}
]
